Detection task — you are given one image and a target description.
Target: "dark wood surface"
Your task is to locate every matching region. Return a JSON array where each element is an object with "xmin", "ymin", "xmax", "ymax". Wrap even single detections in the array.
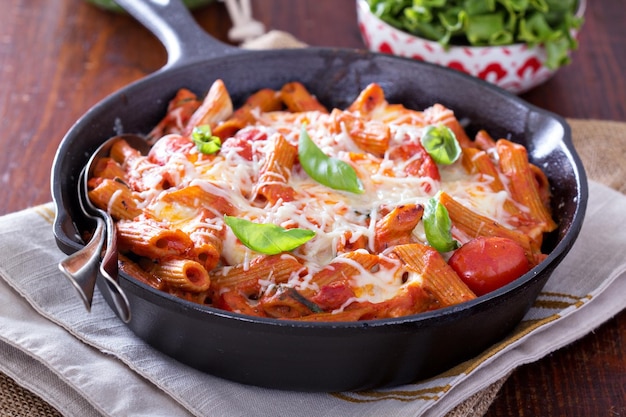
[{"xmin": 1, "ymin": 0, "xmax": 624, "ymax": 415}]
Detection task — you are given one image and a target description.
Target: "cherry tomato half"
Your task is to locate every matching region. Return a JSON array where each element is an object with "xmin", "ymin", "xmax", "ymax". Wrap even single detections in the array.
[{"xmin": 448, "ymin": 236, "xmax": 531, "ymax": 296}]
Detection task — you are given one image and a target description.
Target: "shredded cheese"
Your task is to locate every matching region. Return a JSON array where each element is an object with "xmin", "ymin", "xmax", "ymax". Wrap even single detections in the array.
[{"xmin": 106, "ymin": 84, "xmax": 546, "ymax": 318}]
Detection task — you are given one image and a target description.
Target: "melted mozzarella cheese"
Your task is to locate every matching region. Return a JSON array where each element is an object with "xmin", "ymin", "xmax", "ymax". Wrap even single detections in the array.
[{"xmin": 140, "ymin": 107, "xmax": 525, "ymax": 310}]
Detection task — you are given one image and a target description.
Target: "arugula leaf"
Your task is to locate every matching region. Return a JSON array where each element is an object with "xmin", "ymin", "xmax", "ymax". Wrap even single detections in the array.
[
  {"xmin": 298, "ymin": 125, "xmax": 364, "ymax": 194},
  {"xmin": 423, "ymin": 197, "xmax": 459, "ymax": 253},
  {"xmin": 191, "ymin": 125, "xmax": 221, "ymax": 154},
  {"xmin": 420, "ymin": 125, "xmax": 461, "ymax": 165},
  {"xmin": 224, "ymin": 215, "xmax": 315, "ymax": 255}
]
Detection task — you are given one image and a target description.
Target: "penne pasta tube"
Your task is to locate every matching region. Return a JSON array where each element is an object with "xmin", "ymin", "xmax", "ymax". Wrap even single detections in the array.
[
  {"xmin": 118, "ymin": 253, "xmax": 165, "ymax": 290},
  {"xmin": 168, "ymin": 289, "xmax": 210, "ymax": 305},
  {"xmin": 461, "ymin": 148, "xmax": 503, "ymax": 188},
  {"xmin": 153, "ymin": 257, "xmax": 211, "ymax": 292},
  {"xmin": 109, "ymin": 138, "xmax": 143, "ymax": 166},
  {"xmin": 148, "ymin": 88, "xmax": 202, "ymax": 140},
  {"xmin": 308, "ymin": 250, "xmax": 379, "ymax": 291},
  {"xmin": 348, "ymin": 82, "xmax": 386, "ymax": 115},
  {"xmin": 390, "ymin": 243, "xmax": 476, "ymax": 307},
  {"xmin": 461, "ymin": 147, "xmax": 523, "ymax": 219},
  {"xmin": 473, "ymin": 129, "xmax": 497, "ymax": 150},
  {"xmin": 210, "ymin": 254, "xmax": 304, "ymax": 296},
  {"xmin": 280, "ymin": 81, "xmax": 328, "ymax": 113},
  {"xmin": 213, "ymin": 88, "xmax": 283, "ymax": 139},
  {"xmin": 184, "ymin": 79, "xmax": 234, "ymax": 135},
  {"xmin": 332, "ymin": 109, "xmax": 390, "ymax": 157},
  {"xmin": 374, "ymin": 204, "xmax": 424, "ymax": 252},
  {"xmin": 496, "ymin": 139, "xmax": 557, "ymax": 232},
  {"xmin": 91, "ymin": 157, "xmax": 126, "ymax": 180},
  {"xmin": 214, "ymin": 290, "xmax": 268, "ymax": 317},
  {"xmin": 158, "ymin": 184, "xmax": 238, "ymax": 217},
  {"xmin": 438, "ymin": 191, "xmax": 538, "ymax": 262},
  {"xmin": 259, "ymin": 286, "xmax": 320, "ymax": 318},
  {"xmin": 256, "ymin": 133, "xmax": 298, "ymax": 204},
  {"xmin": 348, "ymin": 83, "xmax": 426, "ymax": 125},
  {"xmin": 362, "ymin": 284, "xmax": 436, "ymax": 319},
  {"xmin": 87, "ymin": 178, "xmax": 142, "ymax": 220},
  {"xmin": 185, "ymin": 221, "xmax": 224, "ymax": 271},
  {"xmin": 117, "ymin": 219, "xmax": 194, "ymax": 259},
  {"xmin": 529, "ymin": 163, "xmax": 552, "ymax": 210}
]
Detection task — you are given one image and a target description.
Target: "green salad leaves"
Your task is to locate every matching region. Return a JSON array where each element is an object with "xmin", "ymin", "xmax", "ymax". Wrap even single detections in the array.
[{"xmin": 366, "ymin": 0, "xmax": 583, "ymax": 69}]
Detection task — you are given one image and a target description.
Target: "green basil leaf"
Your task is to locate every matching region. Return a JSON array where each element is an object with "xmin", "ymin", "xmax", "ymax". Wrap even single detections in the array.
[
  {"xmin": 224, "ymin": 215, "xmax": 315, "ymax": 255},
  {"xmin": 191, "ymin": 125, "xmax": 221, "ymax": 154},
  {"xmin": 420, "ymin": 125, "xmax": 462, "ymax": 165},
  {"xmin": 298, "ymin": 125, "xmax": 364, "ymax": 194},
  {"xmin": 423, "ymin": 197, "xmax": 459, "ymax": 253}
]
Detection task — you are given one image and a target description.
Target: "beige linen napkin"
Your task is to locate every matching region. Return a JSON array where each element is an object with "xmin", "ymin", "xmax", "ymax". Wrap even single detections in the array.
[{"xmin": 0, "ymin": 116, "xmax": 624, "ymax": 417}]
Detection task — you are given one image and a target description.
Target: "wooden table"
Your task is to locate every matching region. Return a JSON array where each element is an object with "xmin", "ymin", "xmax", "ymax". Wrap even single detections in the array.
[{"xmin": 1, "ymin": 0, "xmax": 624, "ymax": 415}]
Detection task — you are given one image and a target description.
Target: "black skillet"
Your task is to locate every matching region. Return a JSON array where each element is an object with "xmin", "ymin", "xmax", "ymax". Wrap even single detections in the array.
[{"xmin": 51, "ymin": 0, "xmax": 587, "ymax": 391}]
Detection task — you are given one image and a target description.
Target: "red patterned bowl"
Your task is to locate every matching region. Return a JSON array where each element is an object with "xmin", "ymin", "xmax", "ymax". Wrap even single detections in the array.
[{"xmin": 356, "ymin": 0, "xmax": 584, "ymax": 94}]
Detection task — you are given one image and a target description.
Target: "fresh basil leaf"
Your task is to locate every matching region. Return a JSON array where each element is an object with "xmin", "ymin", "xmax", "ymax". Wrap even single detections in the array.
[
  {"xmin": 191, "ymin": 125, "xmax": 221, "ymax": 154},
  {"xmin": 423, "ymin": 197, "xmax": 459, "ymax": 253},
  {"xmin": 224, "ymin": 215, "xmax": 315, "ymax": 255},
  {"xmin": 298, "ymin": 125, "xmax": 364, "ymax": 194},
  {"xmin": 420, "ymin": 125, "xmax": 461, "ymax": 165}
]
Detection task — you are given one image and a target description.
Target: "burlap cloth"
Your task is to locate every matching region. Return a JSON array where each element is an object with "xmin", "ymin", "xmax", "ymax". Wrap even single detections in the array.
[{"xmin": 0, "ymin": 111, "xmax": 623, "ymax": 416}]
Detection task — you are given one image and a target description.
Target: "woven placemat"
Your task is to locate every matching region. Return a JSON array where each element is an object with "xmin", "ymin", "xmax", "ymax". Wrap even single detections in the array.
[
  {"xmin": 0, "ymin": 372, "xmax": 61, "ymax": 417},
  {"xmin": 567, "ymin": 119, "xmax": 626, "ymax": 194},
  {"xmin": 1, "ymin": 118, "xmax": 624, "ymax": 416}
]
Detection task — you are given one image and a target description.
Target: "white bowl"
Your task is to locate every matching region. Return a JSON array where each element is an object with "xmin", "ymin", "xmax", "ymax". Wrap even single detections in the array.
[{"xmin": 356, "ymin": 0, "xmax": 584, "ymax": 94}]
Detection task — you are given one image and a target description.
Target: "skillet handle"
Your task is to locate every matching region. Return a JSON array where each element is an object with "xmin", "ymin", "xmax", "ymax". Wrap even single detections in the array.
[{"xmin": 112, "ymin": 0, "xmax": 239, "ymax": 68}]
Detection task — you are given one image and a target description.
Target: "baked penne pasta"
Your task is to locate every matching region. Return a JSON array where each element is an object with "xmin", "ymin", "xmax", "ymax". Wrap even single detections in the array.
[
  {"xmin": 255, "ymin": 133, "xmax": 298, "ymax": 204},
  {"xmin": 460, "ymin": 147, "xmax": 525, "ymax": 221},
  {"xmin": 181, "ymin": 212, "xmax": 224, "ymax": 271},
  {"xmin": 473, "ymin": 129, "xmax": 497, "ymax": 151},
  {"xmin": 210, "ymin": 254, "xmax": 304, "ymax": 297},
  {"xmin": 280, "ymin": 81, "xmax": 328, "ymax": 113},
  {"xmin": 156, "ymin": 184, "xmax": 238, "ymax": 217},
  {"xmin": 496, "ymin": 139, "xmax": 557, "ymax": 233},
  {"xmin": 213, "ymin": 88, "xmax": 283, "ymax": 139},
  {"xmin": 374, "ymin": 204, "xmax": 424, "ymax": 252},
  {"xmin": 87, "ymin": 79, "xmax": 557, "ymax": 321},
  {"xmin": 88, "ymin": 178, "xmax": 142, "ymax": 220},
  {"xmin": 438, "ymin": 191, "xmax": 539, "ymax": 263},
  {"xmin": 184, "ymin": 79, "xmax": 233, "ymax": 136},
  {"xmin": 390, "ymin": 243, "xmax": 476, "ymax": 307},
  {"xmin": 116, "ymin": 218, "xmax": 194, "ymax": 259},
  {"xmin": 148, "ymin": 88, "xmax": 202, "ymax": 140},
  {"xmin": 152, "ymin": 258, "xmax": 211, "ymax": 293},
  {"xmin": 331, "ymin": 109, "xmax": 390, "ymax": 157}
]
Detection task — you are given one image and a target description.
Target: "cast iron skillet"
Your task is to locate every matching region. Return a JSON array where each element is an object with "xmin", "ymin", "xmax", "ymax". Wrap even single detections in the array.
[{"xmin": 51, "ymin": 0, "xmax": 587, "ymax": 391}]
